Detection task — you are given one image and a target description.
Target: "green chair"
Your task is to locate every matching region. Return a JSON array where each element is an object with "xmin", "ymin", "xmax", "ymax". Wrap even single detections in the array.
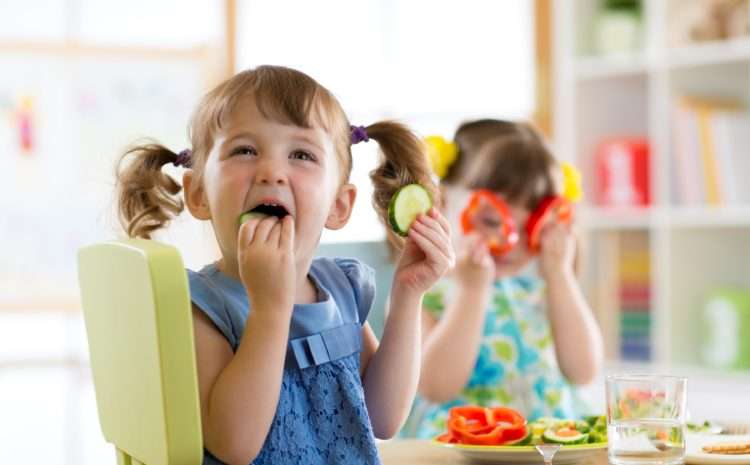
[{"xmin": 77, "ymin": 239, "xmax": 203, "ymax": 465}]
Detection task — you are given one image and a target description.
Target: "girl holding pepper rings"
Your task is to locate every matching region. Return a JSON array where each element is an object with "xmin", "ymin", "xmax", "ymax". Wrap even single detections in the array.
[{"xmin": 402, "ymin": 120, "xmax": 603, "ymax": 439}]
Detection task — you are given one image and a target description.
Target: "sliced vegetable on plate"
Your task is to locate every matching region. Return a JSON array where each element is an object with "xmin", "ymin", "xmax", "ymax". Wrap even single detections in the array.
[{"xmin": 435, "ymin": 405, "xmax": 607, "ymax": 447}]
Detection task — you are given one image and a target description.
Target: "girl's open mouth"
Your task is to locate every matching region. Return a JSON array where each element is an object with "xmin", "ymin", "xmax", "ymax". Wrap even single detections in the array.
[{"xmin": 247, "ymin": 203, "xmax": 290, "ymax": 219}]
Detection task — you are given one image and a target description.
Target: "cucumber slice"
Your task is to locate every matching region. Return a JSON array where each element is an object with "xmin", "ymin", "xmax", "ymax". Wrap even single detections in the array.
[
  {"xmin": 388, "ymin": 184, "xmax": 433, "ymax": 236},
  {"xmin": 588, "ymin": 431, "xmax": 606, "ymax": 444},
  {"xmin": 238, "ymin": 211, "xmax": 267, "ymax": 225},
  {"xmin": 575, "ymin": 420, "xmax": 591, "ymax": 434},
  {"xmin": 542, "ymin": 427, "xmax": 589, "ymax": 445}
]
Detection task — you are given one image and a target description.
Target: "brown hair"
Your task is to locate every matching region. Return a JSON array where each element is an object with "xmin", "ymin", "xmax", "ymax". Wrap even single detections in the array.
[
  {"xmin": 115, "ymin": 65, "xmax": 435, "ymax": 246},
  {"xmin": 463, "ymin": 122, "xmax": 561, "ymax": 211},
  {"xmin": 441, "ymin": 118, "xmax": 518, "ymax": 186}
]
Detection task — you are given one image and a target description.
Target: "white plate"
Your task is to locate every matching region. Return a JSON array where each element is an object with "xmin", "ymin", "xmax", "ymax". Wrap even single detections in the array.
[
  {"xmin": 432, "ymin": 441, "xmax": 608, "ymax": 464},
  {"xmin": 686, "ymin": 434, "xmax": 750, "ymax": 465}
]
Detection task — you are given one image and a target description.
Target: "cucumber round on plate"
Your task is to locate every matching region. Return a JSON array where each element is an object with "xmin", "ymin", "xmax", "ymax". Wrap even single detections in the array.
[
  {"xmin": 388, "ymin": 183, "xmax": 433, "ymax": 236},
  {"xmin": 542, "ymin": 427, "xmax": 589, "ymax": 445}
]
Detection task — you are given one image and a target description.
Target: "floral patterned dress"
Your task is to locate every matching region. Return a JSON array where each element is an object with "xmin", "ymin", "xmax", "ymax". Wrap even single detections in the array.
[{"xmin": 402, "ymin": 268, "xmax": 586, "ymax": 439}]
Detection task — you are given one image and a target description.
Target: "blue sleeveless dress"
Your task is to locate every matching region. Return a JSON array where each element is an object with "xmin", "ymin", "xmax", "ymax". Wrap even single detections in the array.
[{"xmin": 188, "ymin": 257, "xmax": 381, "ymax": 465}]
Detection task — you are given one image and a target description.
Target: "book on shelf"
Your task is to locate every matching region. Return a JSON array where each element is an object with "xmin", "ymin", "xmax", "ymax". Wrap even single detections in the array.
[
  {"xmin": 617, "ymin": 233, "xmax": 652, "ymax": 361},
  {"xmin": 712, "ymin": 112, "xmax": 750, "ymax": 205},
  {"xmin": 672, "ymin": 96, "xmax": 750, "ymax": 206},
  {"xmin": 621, "ymin": 338, "xmax": 651, "ymax": 361}
]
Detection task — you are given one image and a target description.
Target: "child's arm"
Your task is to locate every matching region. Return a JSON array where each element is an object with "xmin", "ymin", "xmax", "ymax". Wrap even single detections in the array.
[
  {"xmin": 193, "ymin": 216, "xmax": 295, "ymax": 465},
  {"xmin": 417, "ymin": 233, "xmax": 495, "ymax": 403},
  {"xmin": 540, "ymin": 223, "xmax": 604, "ymax": 385},
  {"xmin": 360, "ymin": 208, "xmax": 454, "ymax": 439}
]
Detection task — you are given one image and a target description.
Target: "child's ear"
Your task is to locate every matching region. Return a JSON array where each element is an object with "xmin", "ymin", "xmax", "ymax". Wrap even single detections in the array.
[
  {"xmin": 182, "ymin": 170, "xmax": 211, "ymax": 220},
  {"xmin": 325, "ymin": 183, "xmax": 357, "ymax": 230}
]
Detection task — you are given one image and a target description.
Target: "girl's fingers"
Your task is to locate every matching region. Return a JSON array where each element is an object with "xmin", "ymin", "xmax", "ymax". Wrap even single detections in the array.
[
  {"xmin": 279, "ymin": 215, "xmax": 294, "ymax": 250},
  {"xmin": 416, "ymin": 213, "xmax": 451, "ymax": 247},
  {"xmin": 429, "ymin": 207, "xmax": 451, "ymax": 236},
  {"xmin": 472, "ymin": 243, "xmax": 487, "ymax": 265},
  {"xmin": 458, "ymin": 233, "xmax": 477, "ymax": 258},
  {"xmin": 416, "ymin": 211, "xmax": 444, "ymax": 236},
  {"xmin": 411, "ymin": 216, "xmax": 443, "ymax": 248},
  {"xmin": 543, "ymin": 223, "xmax": 567, "ymax": 245},
  {"xmin": 267, "ymin": 218, "xmax": 282, "ymax": 245},
  {"xmin": 408, "ymin": 227, "xmax": 451, "ymax": 265},
  {"xmin": 252, "ymin": 216, "xmax": 278, "ymax": 244},
  {"xmin": 239, "ymin": 217, "xmax": 262, "ymax": 246},
  {"xmin": 412, "ymin": 216, "xmax": 452, "ymax": 258}
]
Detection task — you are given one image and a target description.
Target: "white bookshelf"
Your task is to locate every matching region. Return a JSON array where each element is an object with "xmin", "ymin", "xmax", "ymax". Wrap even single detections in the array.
[{"xmin": 553, "ymin": 0, "xmax": 750, "ymax": 367}]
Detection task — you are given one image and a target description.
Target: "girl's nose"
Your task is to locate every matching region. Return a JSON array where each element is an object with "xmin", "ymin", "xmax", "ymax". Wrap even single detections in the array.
[{"xmin": 256, "ymin": 157, "xmax": 288, "ymax": 185}]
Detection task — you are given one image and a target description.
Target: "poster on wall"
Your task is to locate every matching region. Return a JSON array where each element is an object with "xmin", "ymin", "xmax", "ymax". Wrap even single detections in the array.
[{"xmin": 0, "ymin": 53, "xmax": 218, "ymax": 305}]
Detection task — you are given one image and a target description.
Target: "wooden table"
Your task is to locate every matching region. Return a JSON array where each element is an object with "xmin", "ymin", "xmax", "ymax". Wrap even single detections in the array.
[
  {"xmin": 378, "ymin": 439, "xmax": 609, "ymax": 465},
  {"xmin": 377, "ymin": 440, "xmax": 459, "ymax": 465}
]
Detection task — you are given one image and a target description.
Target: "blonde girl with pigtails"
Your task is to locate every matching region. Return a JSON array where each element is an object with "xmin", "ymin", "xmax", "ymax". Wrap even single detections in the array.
[{"xmin": 116, "ymin": 65, "xmax": 455, "ymax": 465}]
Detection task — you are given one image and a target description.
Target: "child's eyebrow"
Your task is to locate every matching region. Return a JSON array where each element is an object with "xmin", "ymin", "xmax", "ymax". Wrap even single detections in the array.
[
  {"xmin": 221, "ymin": 130, "xmax": 326, "ymax": 154},
  {"xmin": 222, "ymin": 132, "xmax": 257, "ymax": 147},
  {"xmin": 291, "ymin": 134, "xmax": 324, "ymax": 153}
]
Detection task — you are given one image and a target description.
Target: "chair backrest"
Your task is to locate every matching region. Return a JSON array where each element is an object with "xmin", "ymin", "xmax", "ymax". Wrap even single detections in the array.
[{"xmin": 77, "ymin": 239, "xmax": 203, "ymax": 465}]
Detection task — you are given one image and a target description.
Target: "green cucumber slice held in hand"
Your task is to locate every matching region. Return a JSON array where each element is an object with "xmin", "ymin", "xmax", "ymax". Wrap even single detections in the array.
[{"xmin": 388, "ymin": 183, "xmax": 433, "ymax": 237}]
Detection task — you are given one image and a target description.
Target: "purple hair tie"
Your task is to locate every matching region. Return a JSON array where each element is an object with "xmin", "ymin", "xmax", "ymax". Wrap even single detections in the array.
[
  {"xmin": 174, "ymin": 149, "xmax": 192, "ymax": 168},
  {"xmin": 350, "ymin": 125, "xmax": 369, "ymax": 145}
]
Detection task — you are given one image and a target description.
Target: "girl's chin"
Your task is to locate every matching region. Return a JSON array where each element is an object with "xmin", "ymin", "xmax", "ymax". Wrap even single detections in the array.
[
  {"xmin": 493, "ymin": 267, "xmax": 515, "ymax": 280},
  {"xmin": 492, "ymin": 257, "xmax": 531, "ymax": 278}
]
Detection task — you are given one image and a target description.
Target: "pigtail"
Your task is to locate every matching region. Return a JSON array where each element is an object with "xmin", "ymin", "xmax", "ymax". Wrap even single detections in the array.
[
  {"xmin": 115, "ymin": 142, "xmax": 185, "ymax": 239},
  {"xmin": 366, "ymin": 121, "xmax": 438, "ymax": 251}
]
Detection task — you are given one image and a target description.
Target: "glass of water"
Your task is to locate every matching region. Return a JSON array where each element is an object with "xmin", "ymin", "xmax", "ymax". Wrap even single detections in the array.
[{"xmin": 606, "ymin": 375, "xmax": 687, "ymax": 465}]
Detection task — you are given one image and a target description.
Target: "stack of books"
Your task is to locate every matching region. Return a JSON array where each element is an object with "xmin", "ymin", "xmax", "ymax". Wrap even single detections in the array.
[
  {"xmin": 619, "ymin": 234, "xmax": 651, "ymax": 361},
  {"xmin": 672, "ymin": 96, "xmax": 750, "ymax": 206}
]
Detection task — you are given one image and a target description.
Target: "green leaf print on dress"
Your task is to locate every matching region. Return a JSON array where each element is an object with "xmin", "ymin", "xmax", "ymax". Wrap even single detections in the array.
[
  {"xmin": 492, "ymin": 294, "xmax": 513, "ymax": 318},
  {"xmin": 423, "ymin": 290, "xmax": 444, "ymax": 316},
  {"xmin": 493, "ymin": 339, "xmax": 515, "ymax": 363}
]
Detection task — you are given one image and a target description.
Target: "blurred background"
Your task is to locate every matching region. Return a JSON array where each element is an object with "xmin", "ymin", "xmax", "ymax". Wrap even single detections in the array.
[{"xmin": 1, "ymin": 0, "xmax": 749, "ymax": 463}]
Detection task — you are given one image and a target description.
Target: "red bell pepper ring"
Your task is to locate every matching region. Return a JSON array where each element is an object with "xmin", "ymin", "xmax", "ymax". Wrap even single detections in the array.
[
  {"xmin": 436, "ymin": 431, "xmax": 459, "ymax": 443},
  {"xmin": 525, "ymin": 196, "xmax": 573, "ymax": 253},
  {"xmin": 449, "ymin": 406, "xmax": 493, "ymax": 426},
  {"xmin": 446, "ymin": 405, "xmax": 527, "ymax": 446},
  {"xmin": 448, "ymin": 417, "xmax": 503, "ymax": 445},
  {"xmin": 460, "ymin": 190, "xmax": 519, "ymax": 257},
  {"xmin": 487, "ymin": 407, "xmax": 528, "ymax": 443}
]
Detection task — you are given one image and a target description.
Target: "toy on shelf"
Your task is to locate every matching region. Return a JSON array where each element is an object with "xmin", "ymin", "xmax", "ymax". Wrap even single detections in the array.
[
  {"xmin": 668, "ymin": 0, "xmax": 750, "ymax": 46},
  {"xmin": 594, "ymin": 0, "xmax": 643, "ymax": 55},
  {"xmin": 16, "ymin": 95, "xmax": 35, "ymax": 156},
  {"xmin": 595, "ymin": 137, "xmax": 650, "ymax": 208},
  {"xmin": 701, "ymin": 288, "xmax": 750, "ymax": 370}
]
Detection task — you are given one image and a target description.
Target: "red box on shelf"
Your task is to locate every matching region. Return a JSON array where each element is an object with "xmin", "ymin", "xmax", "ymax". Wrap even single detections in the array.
[{"xmin": 595, "ymin": 138, "xmax": 650, "ymax": 207}]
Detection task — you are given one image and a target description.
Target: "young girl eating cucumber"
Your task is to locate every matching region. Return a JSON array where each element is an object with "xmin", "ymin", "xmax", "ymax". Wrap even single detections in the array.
[
  {"xmin": 115, "ymin": 65, "xmax": 454, "ymax": 465},
  {"xmin": 404, "ymin": 121, "xmax": 603, "ymax": 439}
]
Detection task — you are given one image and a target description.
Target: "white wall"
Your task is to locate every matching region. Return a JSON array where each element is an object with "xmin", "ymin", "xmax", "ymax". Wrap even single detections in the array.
[{"xmin": 236, "ymin": 0, "xmax": 535, "ymax": 243}]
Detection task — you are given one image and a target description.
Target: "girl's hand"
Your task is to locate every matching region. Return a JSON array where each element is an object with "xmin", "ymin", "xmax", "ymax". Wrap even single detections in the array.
[
  {"xmin": 394, "ymin": 207, "xmax": 455, "ymax": 296},
  {"xmin": 538, "ymin": 222, "xmax": 575, "ymax": 280},
  {"xmin": 238, "ymin": 215, "xmax": 296, "ymax": 311},
  {"xmin": 453, "ymin": 233, "xmax": 495, "ymax": 292}
]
